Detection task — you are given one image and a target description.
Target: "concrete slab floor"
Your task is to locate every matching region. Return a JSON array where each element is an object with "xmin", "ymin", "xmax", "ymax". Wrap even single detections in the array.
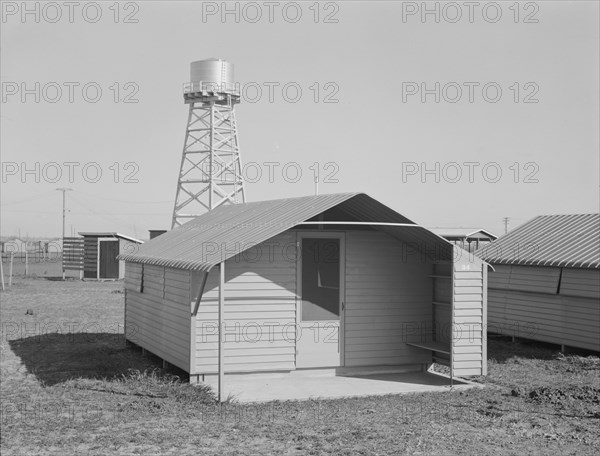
[{"xmin": 204, "ymin": 371, "xmax": 482, "ymax": 403}]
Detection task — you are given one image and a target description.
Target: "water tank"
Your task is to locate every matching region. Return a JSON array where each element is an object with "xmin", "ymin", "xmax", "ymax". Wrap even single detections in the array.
[{"xmin": 190, "ymin": 58, "xmax": 234, "ymax": 90}]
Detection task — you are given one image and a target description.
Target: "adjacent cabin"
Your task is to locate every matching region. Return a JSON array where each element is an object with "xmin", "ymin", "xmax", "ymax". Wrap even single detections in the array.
[
  {"xmin": 431, "ymin": 228, "xmax": 498, "ymax": 253},
  {"xmin": 119, "ymin": 193, "xmax": 488, "ymax": 390},
  {"xmin": 79, "ymin": 232, "xmax": 143, "ymax": 279},
  {"xmin": 477, "ymin": 214, "xmax": 600, "ymax": 352}
]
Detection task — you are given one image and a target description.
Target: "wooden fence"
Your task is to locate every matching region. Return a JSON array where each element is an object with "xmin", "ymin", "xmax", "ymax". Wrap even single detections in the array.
[{"xmin": 62, "ymin": 237, "xmax": 85, "ymax": 275}]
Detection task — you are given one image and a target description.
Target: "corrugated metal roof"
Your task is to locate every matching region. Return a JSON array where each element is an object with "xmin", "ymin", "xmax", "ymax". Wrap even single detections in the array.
[
  {"xmin": 429, "ymin": 228, "xmax": 497, "ymax": 240},
  {"xmin": 78, "ymin": 232, "xmax": 143, "ymax": 243},
  {"xmin": 476, "ymin": 214, "xmax": 600, "ymax": 269},
  {"xmin": 119, "ymin": 193, "xmax": 457, "ymax": 271}
]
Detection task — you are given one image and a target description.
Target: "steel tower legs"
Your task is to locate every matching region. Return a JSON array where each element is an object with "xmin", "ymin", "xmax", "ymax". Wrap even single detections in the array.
[{"xmin": 172, "ymin": 101, "xmax": 246, "ymax": 228}]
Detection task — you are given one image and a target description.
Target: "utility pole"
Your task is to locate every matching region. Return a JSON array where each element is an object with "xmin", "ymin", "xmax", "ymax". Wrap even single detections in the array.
[
  {"xmin": 503, "ymin": 217, "xmax": 510, "ymax": 234},
  {"xmin": 56, "ymin": 188, "xmax": 72, "ymax": 279}
]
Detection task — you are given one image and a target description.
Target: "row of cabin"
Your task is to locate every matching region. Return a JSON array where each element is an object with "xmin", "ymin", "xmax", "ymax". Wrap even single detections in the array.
[{"xmin": 116, "ymin": 194, "xmax": 598, "ymax": 386}]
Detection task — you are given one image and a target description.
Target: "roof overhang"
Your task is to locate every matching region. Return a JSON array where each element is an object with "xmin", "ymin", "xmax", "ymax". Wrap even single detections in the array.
[
  {"xmin": 119, "ymin": 193, "xmax": 469, "ymax": 271},
  {"xmin": 79, "ymin": 232, "xmax": 144, "ymax": 244}
]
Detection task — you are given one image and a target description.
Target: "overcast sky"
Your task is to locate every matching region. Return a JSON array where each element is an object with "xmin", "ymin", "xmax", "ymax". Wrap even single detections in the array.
[{"xmin": 1, "ymin": 0, "xmax": 598, "ymax": 240}]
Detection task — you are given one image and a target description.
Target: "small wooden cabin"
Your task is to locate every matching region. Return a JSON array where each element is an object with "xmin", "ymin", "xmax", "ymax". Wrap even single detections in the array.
[
  {"xmin": 478, "ymin": 214, "xmax": 600, "ymax": 352},
  {"xmin": 432, "ymin": 228, "xmax": 498, "ymax": 252},
  {"xmin": 119, "ymin": 193, "xmax": 488, "ymax": 391},
  {"xmin": 79, "ymin": 232, "xmax": 142, "ymax": 279}
]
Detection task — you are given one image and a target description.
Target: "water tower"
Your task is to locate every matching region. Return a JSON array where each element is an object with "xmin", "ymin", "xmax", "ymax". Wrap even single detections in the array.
[{"xmin": 171, "ymin": 59, "xmax": 246, "ymax": 228}]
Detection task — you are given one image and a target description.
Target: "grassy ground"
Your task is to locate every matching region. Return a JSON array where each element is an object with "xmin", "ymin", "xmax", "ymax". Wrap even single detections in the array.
[
  {"xmin": 1, "ymin": 278, "xmax": 599, "ymax": 455},
  {"xmin": 1, "ymin": 256, "xmax": 64, "ymax": 279}
]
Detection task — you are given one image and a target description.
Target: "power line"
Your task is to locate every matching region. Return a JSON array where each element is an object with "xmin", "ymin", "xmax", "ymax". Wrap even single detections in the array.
[
  {"xmin": 1, "ymin": 192, "xmax": 55, "ymax": 206},
  {"xmin": 74, "ymin": 190, "xmax": 171, "ymax": 205},
  {"xmin": 2, "ymin": 191, "xmax": 171, "ymax": 207},
  {"xmin": 69, "ymin": 194, "xmax": 136, "ymax": 228},
  {"xmin": 2, "ymin": 208, "xmax": 165, "ymax": 216}
]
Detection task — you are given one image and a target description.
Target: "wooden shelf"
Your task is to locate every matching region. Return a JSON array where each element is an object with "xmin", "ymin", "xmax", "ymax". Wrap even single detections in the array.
[{"xmin": 406, "ymin": 341, "xmax": 450, "ymax": 355}]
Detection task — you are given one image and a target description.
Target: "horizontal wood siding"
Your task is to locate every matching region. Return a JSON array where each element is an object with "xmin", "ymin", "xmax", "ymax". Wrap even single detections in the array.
[
  {"xmin": 432, "ymin": 263, "xmax": 452, "ymax": 350},
  {"xmin": 83, "ymin": 237, "xmax": 97, "ymax": 278},
  {"xmin": 488, "ymin": 264, "xmax": 600, "ymax": 351},
  {"xmin": 488, "ymin": 288, "xmax": 600, "ymax": 351},
  {"xmin": 452, "ymin": 250, "xmax": 486, "ymax": 377},
  {"xmin": 560, "ymin": 269, "xmax": 600, "ymax": 299},
  {"xmin": 488, "ymin": 265, "xmax": 560, "ymax": 294},
  {"xmin": 124, "ymin": 262, "xmax": 142, "ymax": 290},
  {"xmin": 193, "ymin": 232, "xmax": 297, "ymax": 374},
  {"xmin": 344, "ymin": 231, "xmax": 431, "ymax": 367},
  {"xmin": 62, "ymin": 237, "xmax": 84, "ymax": 271},
  {"xmin": 124, "ymin": 264, "xmax": 191, "ymax": 370}
]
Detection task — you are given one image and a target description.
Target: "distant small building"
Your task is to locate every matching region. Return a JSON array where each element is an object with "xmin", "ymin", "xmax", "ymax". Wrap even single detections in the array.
[
  {"xmin": 477, "ymin": 214, "xmax": 600, "ymax": 352},
  {"xmin": 431, "ymin": 228, "xmax": 497, "ymax": 252},
  {"xmin": 0, "ymin": 238, "xmax": 61, "ymax": 259},
  {"xmin": 0, "ymin": 238, "xmax": 28, "ymax": 254},
  {"xmin": 78, "ymin": 232, "xmax": 143, "ymax": 279}
]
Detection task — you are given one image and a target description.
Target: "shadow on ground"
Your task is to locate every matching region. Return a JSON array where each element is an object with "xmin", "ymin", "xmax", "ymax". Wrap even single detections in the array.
[
  {"xmin": 348, "ymin": 371, "xmax": 468, "ymax": 386},
  {"xmin": 8, "ymin": 333, "xmax": 184, "ymax": 386},
  {"xmin": 487, "ymin": 335, "xmax": 598, "ymax": 363}
]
